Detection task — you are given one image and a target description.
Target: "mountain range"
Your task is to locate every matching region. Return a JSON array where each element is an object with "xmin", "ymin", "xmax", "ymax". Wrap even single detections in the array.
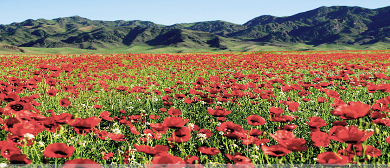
[{"xmin": 1, "ymin": 5, "xmax": 390, "ymax": 52}]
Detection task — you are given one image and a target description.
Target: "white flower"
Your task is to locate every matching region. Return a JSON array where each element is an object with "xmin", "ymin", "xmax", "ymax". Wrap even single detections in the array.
[
  {"xmin": 197, "ymin": 133, "xmax": 207, "ymax": 140},
  {"xmin": 38, "ymin": 141, "xmax": 45, "ymax": 147},
  {"xmin": 24, "ymin": 133, "xmax": 35, "ymax": 140},
  {"xmin": 188, "ymin": 123, "xmax": 195, "ymax": 129},
  {"xmin": 112, "ymin": 128, "xmax": 121, "ymax": 134},
  {"xmin": 81, "ymin": 141, "xmax": 87, "ymax": 147},
  {"xmin": 0, "ymin": 163, "xmax": 7, "ymax": 168}
]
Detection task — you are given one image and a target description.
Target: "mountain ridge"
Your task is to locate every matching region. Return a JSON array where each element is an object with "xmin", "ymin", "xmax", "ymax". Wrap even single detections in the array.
[{"xmin": 1, "ymin": 5, "xmax": 390, "ymax": 52}]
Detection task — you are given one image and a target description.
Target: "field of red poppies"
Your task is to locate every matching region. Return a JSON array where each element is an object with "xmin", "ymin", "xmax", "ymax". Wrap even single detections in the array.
[{"xmin": 1, "ymin": 50, "xmax": 390, "ymax": 166}]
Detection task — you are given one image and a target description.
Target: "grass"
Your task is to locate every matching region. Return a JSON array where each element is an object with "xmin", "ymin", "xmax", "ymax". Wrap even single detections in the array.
[{"xmin": 0, "ymin": 42, "xmax": 389, "ymax": 55}]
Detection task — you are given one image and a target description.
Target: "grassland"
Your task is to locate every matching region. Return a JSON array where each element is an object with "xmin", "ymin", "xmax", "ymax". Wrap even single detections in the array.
[{"xmin": 1, "ymin": 42, "xmax": 389, "ymax": 55}]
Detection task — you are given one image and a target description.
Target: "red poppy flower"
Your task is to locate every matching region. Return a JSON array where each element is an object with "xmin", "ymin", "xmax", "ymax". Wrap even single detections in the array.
[
  {"xmin": 41, "ymin": 117, "xmax": 61, "ymax": 133},
  {"xmin": 96, "ymin": 130, "xmax": 110, "ymax": 140},
  {"xmin": 331, "ymin": 97, "xmax": 346, "ymax": 108},
  {"xmin": 3, "ymin": 101, "xmax": 33, "ymax": 114},
  {"xmin": 168, "ymin": 126, "xmax": 191, "ymax": 143},
  {"xmin": 225, "ymin": 153, "xmax": 252, "ymax": 164},
  {"xmin": 287, "ymin": 102, "xmax": 299, "ymax": 112},
  {"xmin": 198, "ymin": 129, "xmax": 213, "ymax": 138},
  {"xmin": 129, "ymin": 115, "xmax": 145, "ymax": 123},
  {"xmin": 149, "ymin": 115, "xmax": 160, "ymax": 120},
  {"xmin": 197, "ymin": 146, "xmax": 220, "ymax": 155},
  {"xmin": 99, "ymin": 111, "xmax": 113, "ymax": 121},
  {"xmin": 386, "ymin": 136, "xmax": 390, "ymax": 144},
  {"xmin": 316, "ymin": 152, "xmax": 348, "ymax": 165},
  {"xmin": 150, "ymin": 152, "xmax": 185, "ymax": 165},
  {"xmin": 306, "ymin": 117, "xmax": 327, "ymax": 132},
  {"xmin": 282, "ymin": 124, "xmax": 297, "ymax": 131},
  {"xmin": 371, "ymin": 111, "xmax": 387, "ymax": 119},
  {"xmin": 270, "ymin": 114, "xmax": 294, "ymax": 123},
  {"xmin": 44, "ymin": 143, "xmax": 75, "ymax": 158},
  {"xmin": 323, "ymin": 89, "xmax": 340, "ymax": 98},
  {"xmin": 128, "ymin": 122, "xmax": 141, "ymax": 135},
  {"xmin": 317, "ymin": 97, "xmax": 328, "ymax": 103},
  {"xmin": 47, "ymin": 89, "xmax": 58, "ymax": 97},
  {"xmin": 167, "ymin": 108, "xmax": 182, "ymax": 116},
  {"xmin": 63, "ymin": 158, "xmax": 101, "ymax": 168},
  {"xmin": 185, "ymin": 155, "xmax": 200, "ymax": 164},
  {"xmin": 14, "ymin": 110, "xmax": 46, "ymax": 122},
  {"xmin": 1, "ymin": 93, "xmax": 20, "ymax": 102},
  {"xmin": 246, "ymin": 115, "xmax": 266, "ymax": 126},
  {"xmin": 9, "ymin": 154, "xmax": 32, "ymax": 164},
  {"xmin": 364, "ymin": 145, "xmax": 382, "ymax": 158},
  {"xmin": 261, "ymin": 144, "xmax": 291, "ymax": 157},
  {"xmin": 150, "ymin": 123, "xmax": 169, "ymax": 134},
  {"xmin": 184, "ymin": 98, "xmax": 193, "ymax": 104},
  {"xmin": 1, "ymin": 145, "xmax": 21, "ymax": 160},
  {"xmin": 93, "ymin": 105, "xmax": 103, "ymax": 109},
  {"xmin": 162, "ymin": 117, "xmax": 189, "ymax": 129},
  {"xmin": 332, "ymin": 120, "xmax": 347, "ymax": 126},
  {"xmin": 51, "ymin": 112, "xmax": 73, "ymax": 124},
  {"xmin": 331, "ymin": 101, "xmax": 370, "ymax": 120},
  {"xmin": 269, "ymin": 130, "xmax": 308, "ymax": 151},
  {"xmin": 248, "ymin": 129, "xmax": 263, "ymax": 137},
  {"xmin": 2, "ymin": 117, "xmax": 20, "ymax": 132},
  {"xmin": 269, "ymin": 107, "xmax": 284, "ymax": 115},
  {"xmin": 9, "ymin": 122, "xmax": 44, "ymax": 137},
  {"xmin": 141, "ymin": 129, "xmax": 162, "ymax": 141},
  {"xmin": 101, "ymin": 151, "xmax": 113, "ymax": 160},
  {"xmin": 329, "ymin": 125, "xmax": 374, "ymax": 145},
  {"xmin": 337, "ymin": 144, "xmax": 363, "ymax": 160},
  {"xmin": 215, "ymin": 122, "xmax": 246, "ymax": 139},
  {"xmin": 109, "ymin": 134, "xmax": 128, "ymax": 141},
  {"xmin": 62, "ymin": 85, "xmax": 74, "ymax": 92},
  {"xmin": 241, "ymin": 136, "xmax": 258, "ymax": 145},
  {"xmin": 207, "ymin": 106, "xmax": 232, "ymax": 117},
  {"xmin": 59, "ymin": 98, "xmax": 71, "ymax": 107},
  {"xmin": 7, "ymin": 134, "xmax": 33, "ymax": 147},
  {"xmin": 174, "ymin": 94, "xmax": 186, "ymax": 99},
  {"xmin": 68, "ymin": 117, "xmax": 101, "ymax": 135},
  {"xmin": 133, "ymin": 144, "xmax": 169, "ymax": 155},
  {"xmin": 310, "ymin": 131, "xmax": 330, "ymax": 147}
]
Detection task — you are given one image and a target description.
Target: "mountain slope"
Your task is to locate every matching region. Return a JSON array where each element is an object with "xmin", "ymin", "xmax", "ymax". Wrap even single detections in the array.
[{"xmin": 0, "ymin": 6, "xmax": 390, "ymax": 51}]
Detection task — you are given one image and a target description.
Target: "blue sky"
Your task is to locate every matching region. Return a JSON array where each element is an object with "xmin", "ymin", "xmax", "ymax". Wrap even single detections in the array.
[{"xmin": 0, "ymin": 0, "xmax": 389, "ymax": 25}]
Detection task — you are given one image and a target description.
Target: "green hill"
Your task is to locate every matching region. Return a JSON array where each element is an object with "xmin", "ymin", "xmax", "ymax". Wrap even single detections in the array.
[{"xmin": 1, "ymin": 6, "xmax": 390, "ymax": 53}]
